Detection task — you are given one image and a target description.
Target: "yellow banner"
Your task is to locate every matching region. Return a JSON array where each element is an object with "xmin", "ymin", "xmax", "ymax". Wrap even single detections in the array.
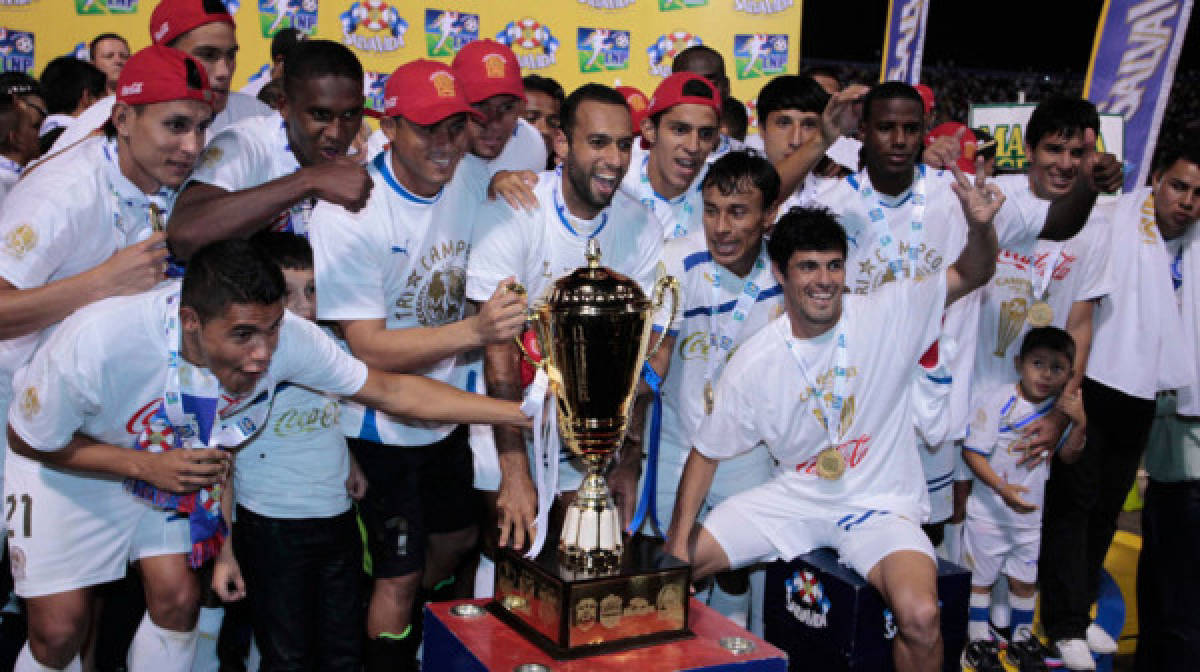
[{"xmin": 1, "ymin": 0, "xmax": 800, "ymax": 121}]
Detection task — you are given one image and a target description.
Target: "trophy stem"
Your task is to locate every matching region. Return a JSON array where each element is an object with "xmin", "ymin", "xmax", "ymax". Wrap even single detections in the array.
[{"xmin": 560, "ymin": 460, "xmax": 623, "ymax": 574}]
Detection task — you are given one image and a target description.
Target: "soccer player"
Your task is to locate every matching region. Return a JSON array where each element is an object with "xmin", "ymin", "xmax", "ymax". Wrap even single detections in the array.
[
  {"xmin": 167, "ymin": 39, "xmax": 371, "ymax": 258},
  {"xmin": 670, "ymin": 46, "xmax": 743, "ymax": 164},
  {"xmin": 1041, "ymin": 140, "xmax": 1200, "ymax": 670},
  {"xmin": 666, "ymin": 170, "xmax": 1002, "ymax": 672},
  {"xmin": 36, "ymin": 58, "xmax": 106, "ymax": 139},
  {"xmin": 467, "ymin": 83, "xmax": 662, "ymax": 554},
  {"xmin": 618, "ymin": 72, "xmax": 722, "ymax": 240},
  {"xmin": 522, "ymin": 74, "xmax": 563, "ymax": 169},
  {"xmin": 0, "ymin": 80, "xmax": 44, "ymax": 203},
  {"xmin": 453, "ymin": 40, "xmax": 547, "ymax": 175},
  {"xmin": 960, "ymin": 328, "xmax": 1085, "ymax": 672},
  {"xmin": 308, "ymin": 58, "xmax": 527, "ymax": 672}
]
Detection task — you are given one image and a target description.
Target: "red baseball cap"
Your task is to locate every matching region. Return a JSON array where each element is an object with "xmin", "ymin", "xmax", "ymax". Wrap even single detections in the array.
[
  {"xmin": 646, "ymin": 72, "xmax": 722, "ymax": 119},
  {"xmin": 926, "ymin": 122, "xmax": 979, "ymax": 174},
  {"xmin": 616, "ymin": 85, "xmax": 650, "ymax": 134},
  {"xmin": 382, "ymin": 59, "xmax": 482, "ymax": 124},
  {"xmin": 915, "ymin": 84, "xmax": 935, "ymax": 115},
  {"xmin": 116, "ymin": 45, "xmax": 214, "ymax": 109},
  {"xmin": 451, "ymin": 39, "xmax": 525, "ymax": 104},
  {"xmin": 150, "ymin": 0, "xmax": 235, "ymax": 46}
]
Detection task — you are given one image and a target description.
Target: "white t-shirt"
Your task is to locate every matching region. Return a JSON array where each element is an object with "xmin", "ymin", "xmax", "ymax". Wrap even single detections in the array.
[
  {"xmin": 963, "ymin": 383, "xmax": 1056, "ymax": 529},
  {"xmin": 234, "ymin": 381, "xmax": 351, "ymax": 519},
  {"xmin": 311, "ymin": 150, "xmax": 479, "ymax": 446},
  {"xmin": 7, "ymin": 282, "xmax": 367, "ymax": 506},
  {"xmin": 0, "ymin": 155, "xmax": 20, "ymax": 207},
  {"xmin": 35, "ymin": 92, "xmax": 272, "ymax": 171},
  {"xmin": 707, "ymin": 133, "xmax": 744, "ymax": 165},
  {"xmin": 654, "ymin": 231, "xmax": 783, "ymax": 464},
  {"xmin": 0, "ymin": 136, "xmax": 171, "ymax": 468},
  {"xmin": 185, "ymin": 112, "xmax": 312, "ymax": 234},
  {"xmin": 618, "ymin": 141, "xmax": 705, "ymax": 241},
  {"xmin": 695, "ymin": 274, "xmax": 946, "ymax": 519}
]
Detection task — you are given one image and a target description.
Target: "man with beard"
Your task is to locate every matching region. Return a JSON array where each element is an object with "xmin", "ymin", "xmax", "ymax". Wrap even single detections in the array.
[
  {"xmin": 167, "ymin": 40, "xmax": 371, "ymax": 257},
  {"xmin": 308, "ymin": 59, "xmax": 527, "ymax": 672}
]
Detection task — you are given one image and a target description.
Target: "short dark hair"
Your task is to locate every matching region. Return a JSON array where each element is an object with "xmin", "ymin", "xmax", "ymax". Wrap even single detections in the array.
[
  {"xmin": 1152, "ymin": 138, "xmax": 1200, "ymax": 176},
  {"xmin": 721, "ymin": 96, "xmax": 748, "ymax": 141},
  {"xmin": 701, "ymin": 150, "xmax": 780, "ymax": 211},
  {"xmin": 282, "ymin": 40, "xmax": 364, "ymax": 97},
  {"xmin": 88, "ymin": 33, "xmax": 128, "ymax": 61},
  {"xmin": 648, "ymin": 78, "xmax": 719, "ymax": 127},
  {"xmin": 523, "ymin": 74, "xmax": 564, "ymax": 105},
  {"xmin": 972, "ymin": 127, "xmax": 997, "ymax": 161},
  {"xmin": 270, "ymin": 27, "xmax": 305, "ymax": 62},
  {"xmin": 1018, "ymin": 326, "xmax": 1076, "ymax": 364},
  {"xmin": 1025, "ymin": 97, "xmax": 1099, "ymax": 150},
  {"xmin": 672, "ymin": 45, "xmax": 725, "ymax": 75},
  {"xmin": 560, "ymin": 83, "xmax": 628, "ymax": 140},
  {"xmin": 861, "ymin": 81, "xmax": 923, "ymax": 123},
  {"xmin": 757, "ymin": 75, "xmax": 829, "ymax": 123},
  {"xmin": 182, "ymin": 240, "xmax": 286, "ymax": 323},
  {"xmin": 39, "ymin": 57, "xmax": 106, "ymax": 115},
  {"xmin": 767, "ymin": 206, "xmax": 848, "ymax": 271},
  {"xmin": 251, "ymin": 231, "xmax": 313, "ymax": 271}
]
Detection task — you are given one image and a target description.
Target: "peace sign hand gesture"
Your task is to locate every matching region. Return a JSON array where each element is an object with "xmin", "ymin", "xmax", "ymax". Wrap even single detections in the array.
[{"xmin": 950, "ymin": 156, "xmax": 1006, "ymax": 228}]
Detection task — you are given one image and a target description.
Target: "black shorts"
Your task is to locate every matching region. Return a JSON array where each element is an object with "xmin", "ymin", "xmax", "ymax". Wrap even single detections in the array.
[{"xmin": 349, "ymin": 425, "xmax": 478, "ymax": 578}]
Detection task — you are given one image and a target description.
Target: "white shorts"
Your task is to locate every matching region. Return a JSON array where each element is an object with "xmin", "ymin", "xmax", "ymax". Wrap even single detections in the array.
[
  {"xmin": 920, "ymin": 439, "xmax": 957, "ymax": 524},
  {"xmin": 4, "ymin": 451, "xmax": 190, "ymax": 598},
  {"xmin": 702, "ymin": 477, "xmax": 935, "ymax": 579},
  {"xmin": 961, "ymin": 517, "xmax": 1040, "ymax": 587}
]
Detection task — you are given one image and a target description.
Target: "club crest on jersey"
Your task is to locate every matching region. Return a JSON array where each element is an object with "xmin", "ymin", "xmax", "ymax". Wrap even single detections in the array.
[
  {"xmin": 424, "ymin": 9, "xmax": 478, "ymax": 58},
  {"xmin": 75, "ymin": 0, "xmax": 137, "ymax": 14},
  {"xmin": 646, "ymin": 32, "xmax": 702, "ymax": 77},
  {"xmin": 0, "ymin": 28, "xmax": 35, "ymax": 74},
  {"xmin": 258, "ymin": 0, "xmax": 319, "ymax": 37},
  {"xmin": 734, "ymin": 33, "xmax": 788, "ymax": 80},
  {"xmin": 785, "ymin": 570, "xmax": 830, "ymax": 627},
  {"xmin": 340, "ymin": 0, "xmax": 408, "ymax": 53},
  {"xmin": 495, "ymin": 18, "xmax": 560, "ymax": 70},
  {"xmin": 18, "ymin": 387, "xmax": 39, "ymax": 419},
  {"xmin": 576, "ymin": 27, "xmax": 629, "ymax": 73},
  {"xmin": 3, "ymin": 223, "xmax": 37, "ymax": 259}
]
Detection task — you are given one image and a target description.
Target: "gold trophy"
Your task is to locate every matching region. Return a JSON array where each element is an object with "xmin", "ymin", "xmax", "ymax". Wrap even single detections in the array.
[{"xmin": 491, "ymin": 240, "xmax": 692, "ymax": 658}]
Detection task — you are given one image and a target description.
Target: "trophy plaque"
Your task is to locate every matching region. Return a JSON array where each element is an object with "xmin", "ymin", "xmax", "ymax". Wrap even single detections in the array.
[{"xmin": 490, "ymin": 240, "xmax": 691, "ymax": 658}]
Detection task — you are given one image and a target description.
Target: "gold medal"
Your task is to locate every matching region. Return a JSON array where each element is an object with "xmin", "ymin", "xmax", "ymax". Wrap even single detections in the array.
[
  {"xmin": 815, "ymin": 447, "xmax": 846, "ymax": 480},
  {"xmin": 1027, "ymin": 301, "xmax": 1053, "ymax": 327},
  {"xmin": 703, "ymin": 380, "xmax": 715, "ymax": 415}
]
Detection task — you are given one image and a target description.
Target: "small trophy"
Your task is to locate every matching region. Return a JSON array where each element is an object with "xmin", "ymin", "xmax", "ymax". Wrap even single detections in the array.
[{"xmin": 490, "ymin": 240, "xmax": 691, "ymax": 658}]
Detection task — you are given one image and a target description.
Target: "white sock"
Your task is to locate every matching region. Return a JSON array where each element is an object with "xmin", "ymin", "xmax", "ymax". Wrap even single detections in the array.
[
  {"xmin": 126, "ymin": 612, "xmax": 199, "ymax": 672},
  {"xmin": 968, "ymin": 592, "xmax": 991, "ymax": 642},
  {"xmin": 474, "ymin": 553, "xmax": 495, "ymax": 598},
  {"xmin": 13, "ymin": 642, "xmax": 81, "ymax": 672},
  {"xmin": 990, "ymin": 579, "xmax": 1011, "ymax": 629}
]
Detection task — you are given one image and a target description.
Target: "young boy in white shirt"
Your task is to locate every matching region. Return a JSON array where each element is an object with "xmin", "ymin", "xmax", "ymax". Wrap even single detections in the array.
[{"xmin": 960, "ymin": 327, "xmax": 1086, "ymax": 672}]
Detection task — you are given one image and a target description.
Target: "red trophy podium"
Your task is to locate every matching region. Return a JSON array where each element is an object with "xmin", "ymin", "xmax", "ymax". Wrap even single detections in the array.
[{"xmin": 423, "ymin": 598, "xmax": 788, "ymax": 671}]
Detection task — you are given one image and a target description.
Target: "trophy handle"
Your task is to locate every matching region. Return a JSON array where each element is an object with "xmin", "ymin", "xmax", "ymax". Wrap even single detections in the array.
[{"xmin": 645, "ymin": 275, "xmax": 680, "ymax": 364}]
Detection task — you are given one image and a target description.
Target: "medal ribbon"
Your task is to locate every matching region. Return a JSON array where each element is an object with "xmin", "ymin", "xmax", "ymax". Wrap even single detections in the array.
[
  {"xmin": 997, "ymin": 394, "xmax": 1056, "ymax": 434},
  {"xmin": 1171, "ymin": 246, "xmax": 1184, "ymax": 292},
  {"xmin": 1031, "ymin": 242, "xmax": 1062, "ymax": 301},
  {"xmin": 641, "ymin": 154, "xmax": 692, "ymax": 239},
  {"xmin": 854, "ymin": 165, "xmax": 927, "ymax": 278},
  {"xmin": 125, "ymin": 292, "xmax": 275, "ymax": 567},
  {"xmin": 627, "ymin": 362, "xmax": 663, "ymax": 536},
  {"xmin": 776, "ymin": 319, "xmax": 851, "ymax": 454},
  {"xmin": 522, "ymin": 368, "xmax": 557, "ymax": 559},
  {"xmin": 706, "ymin": 249, "xmax": 770, "ymax": 393},
  {"xmin": 553, "ymin": 167, "xmax": 607, "ymax": 240}
]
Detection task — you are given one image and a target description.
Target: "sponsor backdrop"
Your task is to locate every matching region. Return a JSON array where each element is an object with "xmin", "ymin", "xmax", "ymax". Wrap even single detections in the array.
[{"xmin": 0, "ymin": 0, "xmax": 801, "ymax": 123}]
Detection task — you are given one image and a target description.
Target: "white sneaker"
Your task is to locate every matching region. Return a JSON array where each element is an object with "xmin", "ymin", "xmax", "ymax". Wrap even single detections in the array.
[
  {"xmin": 1054, "ymin": 638, "xmax": 1096, "ymax": 670},
  {"xmin": 1086, "ymin": 622, "xmax": 1118, "ymax": 654}
]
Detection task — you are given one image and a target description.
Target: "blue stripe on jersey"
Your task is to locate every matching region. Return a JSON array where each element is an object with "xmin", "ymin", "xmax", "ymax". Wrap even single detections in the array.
[
  {"xmin": 926, "ymin": 373, "xmax": 953, "ymax": 385},
  {"xmin": 373, "ymin": 152, "xmax": 442, "ymax": 205},
  {"xmin": 466, "ymin": 369, "xmax": 478, "ymax": 394},
  {"xmin": 928, "ymin": 479, "xmax": 954, "ymax": 492},
  {"xmin": 836, "ymin": 513, "xmax": 855, "ymax": 528},
  {"xmin": 359, "ymin": 408, "xmax": 382, "ymax": 444},
  {"xmin": 682, "ymin": 250, "xmax": 713, "ymax": 271},
  {"xmin": 681, "ymin": 284, "xmax": 783, "ymax": 318},
  {"xmin": 926, "ymin": 471, "xmax": 954, "ymax": 488},
  {"xmin": 842, "ymin": 509, "xmax": 880, "ymax": 531}
]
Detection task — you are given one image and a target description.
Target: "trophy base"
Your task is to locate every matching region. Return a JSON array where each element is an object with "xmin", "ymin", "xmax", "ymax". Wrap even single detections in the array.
[{"xmin": 490, "ymin": 541, "xmax": 693, "ymax": 659}]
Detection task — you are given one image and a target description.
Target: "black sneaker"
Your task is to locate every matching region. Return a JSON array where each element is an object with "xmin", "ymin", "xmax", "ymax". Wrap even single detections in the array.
[
  {"xmin": 1008, "ymin": 635, "xmax": 1060, "ymax": 671},
  {"xmin": 961, "ymin": 639, "xmax": 1006, "ymax": 672}
]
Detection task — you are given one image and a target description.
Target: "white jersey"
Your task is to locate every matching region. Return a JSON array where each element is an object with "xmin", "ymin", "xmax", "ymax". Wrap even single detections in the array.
[
  {"xmin": 311, "ymin": 150, "xmax": 479, "ymax": 446},
  {"xmin": 619, "ymin": 141, "xmax": 705, "ymax": 241},
  {"xmin": 973, "ymin": 214, "xmax": 1111, "ymax": 394},
  {"xmin": 0, "ymin": 155, "xmax": 20, "ymax": 206},
  {"xmin": 234, "ymin": 381, "xmax": 351, "ymax": 519},
  {"xmin": 35, "ymin": 92, "xmax": 272, "ymax": 171},
  {"xmin": 707, "ymin": 133, "xmax": 744, "ymax": 164},
  {"xmin": 185, "ymin": 112, "xmax": 311, "ymax": 234},
  {"xmin": 0, "ymin": 136, "xmax": 170, "ymax": 476},
  {"xmin": 963, "ymin": 383, "xmax": 1056, "ymax": 529},
  {"xmin": 695, "ymin": 274, "xmax": 947, "ymax": 520}
]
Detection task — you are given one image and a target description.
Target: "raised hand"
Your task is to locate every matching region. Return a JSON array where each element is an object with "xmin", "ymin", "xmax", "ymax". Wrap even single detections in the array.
[
  {"xmin": 923, "ymin": 127, "xmax": 964, "ymax": 170},
  {"xmin": 1079, "ymin": 128, "xmax": 1122, "ymax": 193},
  {"xmin": 950, "ymin": 156, "xmax": 1006, "ymax": 227},
  {"xmin": 821, "ymin": 84, "xmax": 868, "ymax": 145},
  {"xmin": 489, "ymin": 170, "xmax": 540, "ymax": 211},
  {"xmin": 304, "ymin": 157, "xmax": 374, "ymax": 212},
  {"xmin": 92, "ymin": 232, "xmax": 170, "ymax": 299},
  {"xmin": 472, "ymin": 276, "xmax": 528, "ymax": 346}
]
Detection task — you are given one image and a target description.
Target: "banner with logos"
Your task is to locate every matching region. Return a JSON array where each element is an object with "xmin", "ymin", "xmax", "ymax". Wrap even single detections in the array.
[
  {"xmin": 878, "ymin": 0, "xmax": 929, "ymax": 84},
  {"xmin": 1, "ymin": 0, "xmax": 801, "ymax": 126},
  {"xmin": 1083, "ymin": 0, "xmax": 1192, "ymax": 190},
  {"xmin": 969, "ymin": 103, "xmax": 1125, "ymax": 184}
]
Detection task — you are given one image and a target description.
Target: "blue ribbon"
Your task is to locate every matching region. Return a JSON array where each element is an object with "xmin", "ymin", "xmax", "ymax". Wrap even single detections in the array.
[{"xmin": 627, "ymin": 361, "xmax": 663, "ymax": 536}]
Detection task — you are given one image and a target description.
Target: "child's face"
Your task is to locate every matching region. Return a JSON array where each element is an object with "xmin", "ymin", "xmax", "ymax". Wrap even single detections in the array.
[
  {"xmin": 1015, "ymin": 346, "xmax": 1072, "ymax": 403},
  {"xmin": 282, "ymin": 268, "xmax": 316, "ymax": 322}
]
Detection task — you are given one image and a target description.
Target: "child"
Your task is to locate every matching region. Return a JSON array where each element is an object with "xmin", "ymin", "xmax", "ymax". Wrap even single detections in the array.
[
  {"xmin": 212, "ymin": 232, "xmax": 368, "ymax": 671},
  {"xmin": 960, "ymin": 327, "xmax": 1086, "ymax": 672}
]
